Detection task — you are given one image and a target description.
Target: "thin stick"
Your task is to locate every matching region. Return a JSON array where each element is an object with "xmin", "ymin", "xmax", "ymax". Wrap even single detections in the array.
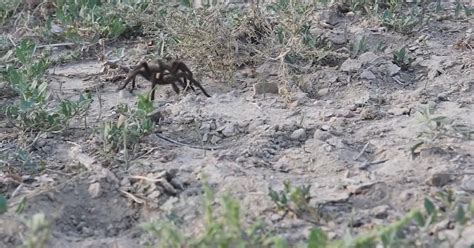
[
  {"xmin": 120, "ymin": 190, "xmax": 145, "ymax": 204},
  {"xmin": 130, "ymin": 175, "xmax": 165, "ymax": 183},
  {"xmin": 155, "ymin": 133, "xmax": 226, "ymax": 150},
  {"xmin": 353, "ymin": 142, "xmax": 369, "ymax": 161}
]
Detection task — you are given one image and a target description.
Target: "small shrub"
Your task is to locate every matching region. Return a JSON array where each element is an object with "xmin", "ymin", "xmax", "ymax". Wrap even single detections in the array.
[
  {"xmin": 2, "ymin": 40, "xmax": 92, "ymax": 134},
  {"xmin": 392, "ymin": 47, "xmax": 414, "ymax": 70},
  {"xmin": 143, "ymin": 183, "xmax": 284, "ymax": 248},
  {"xmin": 100, "ymin": 94, "xmax": 155, "ymax": 154}
]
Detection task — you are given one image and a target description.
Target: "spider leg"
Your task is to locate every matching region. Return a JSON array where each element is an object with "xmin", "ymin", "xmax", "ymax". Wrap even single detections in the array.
[{"xmin": 189, "ymin": 77, "xmax": 211, "ymax": 97}]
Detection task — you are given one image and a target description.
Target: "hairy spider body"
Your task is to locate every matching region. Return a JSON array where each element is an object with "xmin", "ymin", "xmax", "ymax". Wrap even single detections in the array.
[
  {"xmin": 155, "ymin": 60, "xmax": 209, "ymax": 94},
  {"xmin": 117, "ymin": 60, "xmax": 211, "ymax": 100}
]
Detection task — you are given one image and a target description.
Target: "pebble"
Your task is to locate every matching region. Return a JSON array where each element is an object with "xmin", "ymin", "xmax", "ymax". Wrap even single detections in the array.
[
  {"xmin": 381, "ymin": 62, "xmax": 400, "ymax": 76},
  {"xmin": 360, "ymin": 69, "xmax": 376, "ymax": 80},
  {"xmin": 221, "ymin": 123, "xmax": 237, "ymax": 137},
  {"xmin": 317, "ymin": 88, "xmax": 330, "ymax": 97},
  {"xmin": 358, "ymin": 52, "xmax": 378, "ymax": 65},
  {"xmin": 340, "ymin": 58, "xmax": 362, "ymax": 73},
  {"xmin": 425, "ymin": 172, "xmax": 452, "ymax": 187},
  {"xmin": 360, "ymin": 108, "xmax": 378, "ymax": 120},
  {"xmin": 371, "ymin": 205, "xmax": 389, "ymax": 219},
  {"xmin": 210, "ymin": 135, "xmax": 222, "ymax": 144},
  {"xmin": 88, "ymin": 182, "xmax": 101, "ymax": 198},
  {"xmin": 314, "ymin": 129, "xmax": 332, "ymax": 141},
  {"xmin": 461, "ymin": 177, "xmax": 474, "ymax": 192},
  {"xmin": 290, "ymin": 128, "xmax": 306, "ymax": 140},
  {"xmin": 320, "ymin": 125, "xmax": 332, "ymax": 131},
  {"xmin": 200, "ymin": 123, "xmax": 212, "ymax": 132}
]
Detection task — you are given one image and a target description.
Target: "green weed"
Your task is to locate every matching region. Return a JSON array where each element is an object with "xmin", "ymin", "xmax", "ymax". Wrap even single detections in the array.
[
  {"xmin": 2, "ymin": 40, "xmax": 92, "ymax": 135},
  {"xmin": 145, "ymin": 181, "xmax": 474, "ymax": 247},
  {"xmin": 392, "ymin": 47, "xmax": 413, "ymax": 70},
  {"xmin": 410, "ymin": 103, "xmax": 473, "ymax": 157},
  {"xmin": 268, "ymin": 181, "xmax": 319, "ymax": 223},
  {"xmin": 20, "ymin": 213, "xmax": 51, "ymax": 248},
  {"xmin": 100, "ymin": 94, "xmax": 155, "ymax": 155},
  {"xmin": 143, "ymin": 183, "xmax": 284, "ymax": 248},
  {"xmin": 349, "ymin": 36, "xmax": 369, "ymax": 58},
  {"xmin": 381, "ymin": 8, "xmax": 420, "ymax": 34}
]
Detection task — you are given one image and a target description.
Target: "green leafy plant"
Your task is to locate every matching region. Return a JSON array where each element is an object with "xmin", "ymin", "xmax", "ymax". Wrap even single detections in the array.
[
  {"xmin": 0, "ymin": 148, "xmax": 41, "ymax": 172},
  {"xmin": 143, "ymin": 183, "xmax": 285, "ymax": 248},
  {"xmin": 381, "ymin": 8, "xmax": 420, "ymax": 34},
  {"xmin": 268, "ymin": 181, "xmax": 320, "ymax": 224},
  {"xmin": 20, "ymin": 213, "xmax": 51, "ymax": 248},
  {"xmin": 349, "ymin": 36, "xmax": 369, "ymax": 58},
  {"xmin": 410, "ymin": 103, "xmax": 473, "ymax": 157},
  {"xmin": 392, "ymin": 47, "xmax": 414, "ymax": 70},
  {"xmin": 2, "ymin": 40, "xmax": 92, "ymax": 135},
  {"xmin": 101, "ymin": 94, "xmax": 155, "ymax": 154},
  {"xmin": 307, "ymin": 190, "xmax": 474, "ymax": 247},
  {"xmin": 46, "ymin": 0, "xmax": 148, "ymax": 41}
]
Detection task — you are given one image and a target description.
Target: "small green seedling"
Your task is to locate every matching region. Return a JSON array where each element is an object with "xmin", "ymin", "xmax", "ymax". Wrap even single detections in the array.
[{"xmin": 392, "ymin": 47, "xmax": 414, "ymax": 70}]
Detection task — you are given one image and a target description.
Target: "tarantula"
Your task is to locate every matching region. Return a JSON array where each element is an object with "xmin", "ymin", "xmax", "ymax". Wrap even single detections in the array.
[{"xmin": 117, "ymin": 59, "xmax": 211, "ymax": 100}]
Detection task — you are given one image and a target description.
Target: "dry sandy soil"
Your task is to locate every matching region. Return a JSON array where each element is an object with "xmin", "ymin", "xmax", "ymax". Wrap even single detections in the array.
[{"xmin": 1, "ymin": 1, "xmax": 473, "ymax": 247}]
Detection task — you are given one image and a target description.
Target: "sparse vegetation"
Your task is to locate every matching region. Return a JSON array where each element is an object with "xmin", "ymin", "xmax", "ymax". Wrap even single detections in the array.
[
  {"xmin": 392, "ymin": 47, "xmax": 413, "ymax": 70},
  {"xmin": 1, "ymin": 0, "xmax": 472, "ymax": 247},
  {"xmin": 411, "ymin": 103, "xmax": 473, "ymax": 157},
  {"xmin": 145, "ymin": 183, "xmax": 474, "ymax": 247},
  {"xmin": 20, "ymin": 213, "xmax": 51, "ymax": 248},
  {"xmin": 2, "ymin": 39, "xmax": 92, "ymax": 138},
  {"xmin": 100, "ymin": 94, "xmax": 155, "ymax": 156},
  {"xmin": 144, "ymin": 184, "xmax": 285, "ymax": 248}
]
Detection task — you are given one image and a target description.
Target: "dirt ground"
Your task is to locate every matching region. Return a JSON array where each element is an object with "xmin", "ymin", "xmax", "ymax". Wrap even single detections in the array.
[{"xmin": 1, "ymin": 1, "xmax": 473, "ymax": 247}]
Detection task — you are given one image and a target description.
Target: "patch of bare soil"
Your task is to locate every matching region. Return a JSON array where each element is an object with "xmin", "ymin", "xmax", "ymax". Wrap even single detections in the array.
[{"xmin": 1, "ymin": 2, "xmax": 473, "ymax": 247}]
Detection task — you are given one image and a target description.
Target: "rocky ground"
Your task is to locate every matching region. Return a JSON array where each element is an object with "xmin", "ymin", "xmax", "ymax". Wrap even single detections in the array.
[{"xmin": 1, "ymin": 1, "xmax": 473, "ymax": 247}]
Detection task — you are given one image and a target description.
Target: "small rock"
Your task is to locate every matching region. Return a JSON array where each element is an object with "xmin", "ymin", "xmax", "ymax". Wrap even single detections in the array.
[
  {"xmin": 314, "ymin": 129, "xmax": 331, "ymax": 141},
  {"xmin": 400, "ymin": 190, "xmax": 414, "ymax": 201},
  {"xmin": 210, "ymin": 135, "xmax": 222, "ymax": 144},
  {"xmin": 202, "ymin": 133, "xmax": 209, "ymax": 142},
  {"xmin": 461, "ymin": 177, "xmax": 474, "ymax": 192},
  {"xmin": 323, "ymin": 144, "xmax": 333, "ymax": 152},
  {"xmin": 323, "ymin": 111, "xmax": 335, "ymax": 118},
  {"xmin": 317, "ymin": 88, "xmax": 330, "ymax": 97},
  {"xmin": 358, "ymin": 52, "xmax": 378, "ymax": 65},
  {"xmin": 372, "ymin": 205, "xmax": 389, "ymax": 219},
  {"xmin": 290, "ymin": 128, "xmax": 306, "ymax": 140},
  {"xmin": 341, "ymin": 58, "xmax": 362, "ymax": 73},
  {"xmin": 50, "ymin": 24, "xmax": 64, "ymax": 34},
  {"xmin": 200, "ymin": 123, "xmax": 212, "ymax": 132},
  {"xmin": 380, "ymin": 62, "xmax": 400, "ymax": 76},
  {"xmin": 320, "ymin": 125, "xmax": 331, "ymax": 131},
  {"xmin": 88, "ymin": 182, "xmax": 101, "ymax": 198},
  {"xmin": 426, "ymin": 172, "xmax": 452, "ymax": 187},
  {"xmin": 221, "ymin": 123, "xmax": 237, "ymax": 137},
  {"xmin": 360, "ymin": 69, "xmax": 376, "ymax": 80},
  {"xmin": 360, "ymin": 108, "xmax": 378, "ymax": 120},
  {"xmin": 253, "ymin": 82, "xmax": 279, "ymax": 95}
]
